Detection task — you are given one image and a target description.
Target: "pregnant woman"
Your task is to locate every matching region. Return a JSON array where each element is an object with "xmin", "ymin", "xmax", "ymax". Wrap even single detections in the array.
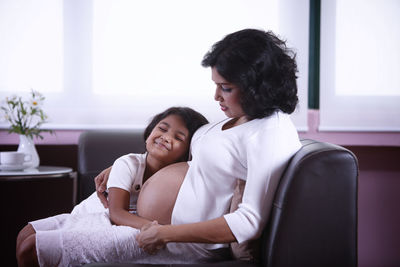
[{"xmin": 97, "ymin": 29, "xmax": 302, "ymax": 263}]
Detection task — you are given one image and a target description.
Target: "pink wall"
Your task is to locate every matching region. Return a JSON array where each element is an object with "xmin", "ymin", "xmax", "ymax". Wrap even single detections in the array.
[
  {"xmin": 358, "ymin": 169, "xmax": 400, "ymax": 266},
  {"xmin": 348, "ymin": 145, "xmax": 400, "ymax": 267},
  {"xmin": 1, "ymin": 110, "xmax": 400, "ymax": 146},
  {"xmin": 0, "ymin": 130, "xmax": 82, "ymax": 145},
  {"xmin": 298, "ymin": 110, "xmax": 400, "ymax": 147}
]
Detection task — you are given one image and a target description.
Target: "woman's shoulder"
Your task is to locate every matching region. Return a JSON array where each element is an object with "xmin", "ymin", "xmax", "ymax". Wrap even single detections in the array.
[
  {"xmin": 251, "ymin": 111, "xmax": 293, "ymax": 130},
  {"xmin": 244, "ymin": 112, "xmax": 298, "ymax": 142}
]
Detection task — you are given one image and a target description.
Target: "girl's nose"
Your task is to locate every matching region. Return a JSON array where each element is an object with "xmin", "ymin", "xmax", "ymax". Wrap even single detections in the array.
[{"xmin": 162, "ymin": 133, "xmax": 172, "ymax": 142}]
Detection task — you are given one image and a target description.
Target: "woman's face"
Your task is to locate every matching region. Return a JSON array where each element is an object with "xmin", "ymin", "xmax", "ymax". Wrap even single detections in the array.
[
  {"xmin": 212, "ymin": 67, "xmax": 246, "ymax": 120},
  {"xmin": 145, "ymin": 114, "xmax": 190, "ymax": 165}
]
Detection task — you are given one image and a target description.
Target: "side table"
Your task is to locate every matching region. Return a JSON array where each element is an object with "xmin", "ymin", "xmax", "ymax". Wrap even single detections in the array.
[{"xmin": 0, "ymin": 166, "xmax": 77, "ymax": 267}]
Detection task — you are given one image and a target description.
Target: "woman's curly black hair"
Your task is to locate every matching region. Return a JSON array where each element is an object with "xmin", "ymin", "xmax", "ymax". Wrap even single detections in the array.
[
  {"xmin": 143, "ymin": 107, "xmax": 208, "ymax": 160},
  {"xmin": 201, "ymin": 29, "xmax": 298, "ymax": 119}
]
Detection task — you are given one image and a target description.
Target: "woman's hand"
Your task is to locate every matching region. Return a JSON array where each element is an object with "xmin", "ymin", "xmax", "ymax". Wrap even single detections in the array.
[
  {"xmin": 136, "ymin": 221, "xmax": 166, "ymax": 254},
  {"xmin": 94, "ymin": 167, "xmax": 112, "ymax": 208}
]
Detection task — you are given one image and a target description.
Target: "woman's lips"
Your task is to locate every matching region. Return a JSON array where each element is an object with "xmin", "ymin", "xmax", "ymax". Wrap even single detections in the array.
[{"xmin": 220, "ymin": 104, "xmax": 227, "ymax": 111}]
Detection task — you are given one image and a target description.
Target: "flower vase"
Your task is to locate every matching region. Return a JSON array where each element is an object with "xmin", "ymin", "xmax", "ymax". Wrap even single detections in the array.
[{"xmin": 17, "ymin": 135, "xmax": 40, "ymax": 168}]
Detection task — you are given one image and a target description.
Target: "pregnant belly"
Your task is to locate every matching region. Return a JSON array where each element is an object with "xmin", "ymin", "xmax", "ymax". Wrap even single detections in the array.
[{"xmin": 137, "ymin": 161, "xmax": 188, "ymax": 225}]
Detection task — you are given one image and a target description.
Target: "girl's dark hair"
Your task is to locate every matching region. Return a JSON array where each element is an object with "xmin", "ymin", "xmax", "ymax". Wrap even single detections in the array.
[
  {"xmin": 143, "ymin": 107, "xmax": 208, "ymax": 160},
  {"xmin": 202, "ymin": 29, "xmax": 298, "ymax": 119}
]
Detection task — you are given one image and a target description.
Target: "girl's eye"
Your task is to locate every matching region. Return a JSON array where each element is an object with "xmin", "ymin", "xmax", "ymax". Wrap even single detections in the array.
[
  {"xmin": 175, "ymin": 136, "xmax": 184, "ymax": 142},
  {"xmin": 158, "ymin": 127, "xmax": 167, "ymax": 132}
]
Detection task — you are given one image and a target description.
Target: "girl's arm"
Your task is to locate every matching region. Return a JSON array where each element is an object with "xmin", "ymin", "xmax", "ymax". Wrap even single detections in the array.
[
  {"xmin": 108, "ymin": 187, "xmax": 152, "ymax": 229},
  {"xmin": 94, "ymin": 166, "xmax": 112, "ymax": 208},
  {"xmin": 136, "ymin": 217, "xmax": 236, "ymax": 253}
]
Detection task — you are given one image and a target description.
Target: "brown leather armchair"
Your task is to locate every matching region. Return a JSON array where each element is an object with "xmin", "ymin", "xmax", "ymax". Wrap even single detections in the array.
[{"xmin": 78, "ymin": 131, "xmax": 358, "ymax": 267}]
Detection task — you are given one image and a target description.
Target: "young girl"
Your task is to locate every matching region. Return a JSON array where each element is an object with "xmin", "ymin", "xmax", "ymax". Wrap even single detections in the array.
[{"xmin": 16, "ymin": 107, "xmax": 208, "ymax": 267}]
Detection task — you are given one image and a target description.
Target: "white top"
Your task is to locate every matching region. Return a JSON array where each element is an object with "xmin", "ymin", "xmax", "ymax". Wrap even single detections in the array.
[
  {"xmin": 107, "ymin": 153, "xmax": 147, "ymax": 212},
  {"xmin": 171, "ymin": 111, "xmax": 301, "ymax": 251},
  {"xmin": 71, "ymin": 154, "xmax": 146, "ymax": 215}
]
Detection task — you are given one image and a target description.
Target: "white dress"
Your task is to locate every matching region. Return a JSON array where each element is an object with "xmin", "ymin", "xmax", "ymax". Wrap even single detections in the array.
[
  {"xmin": 30, "ymin": 153, "xmax": 153, "ymax": 266},
  {"xmin": 168, "ymin": 111, "xmax": 301, "ymax": 256}
]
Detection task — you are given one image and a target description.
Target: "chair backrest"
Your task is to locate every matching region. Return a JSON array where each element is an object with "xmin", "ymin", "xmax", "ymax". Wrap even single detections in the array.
[
  {"xmin": 261, "ymin": 139, "xmax": 358, "ymax": 267},
  {"xmin": 77, "ymin": 130, "xmax": 145, "ymax": 202}
]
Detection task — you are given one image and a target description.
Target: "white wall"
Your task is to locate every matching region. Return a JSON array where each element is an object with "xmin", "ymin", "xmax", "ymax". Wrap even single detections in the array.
[{"xmin": 0, "ymin": 0, "xmax": 309, "ymax": 130}]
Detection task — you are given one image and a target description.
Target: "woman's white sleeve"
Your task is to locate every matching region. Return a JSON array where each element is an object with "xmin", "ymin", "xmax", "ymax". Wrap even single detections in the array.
[{"xmin": 223, "ymin": 129, "xmax": 298, "ymax": 243}]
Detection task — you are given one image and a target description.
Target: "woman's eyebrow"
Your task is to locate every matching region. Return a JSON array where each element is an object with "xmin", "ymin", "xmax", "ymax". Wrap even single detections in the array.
[{"xmin": 216, "ymin": 82, "xmax": 234, "ymax": 87}]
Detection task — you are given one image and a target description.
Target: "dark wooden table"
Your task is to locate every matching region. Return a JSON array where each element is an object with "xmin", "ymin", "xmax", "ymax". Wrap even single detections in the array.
[{"xmin": 0, "ymin": 166, "xmax": 77, "ymax": 267}]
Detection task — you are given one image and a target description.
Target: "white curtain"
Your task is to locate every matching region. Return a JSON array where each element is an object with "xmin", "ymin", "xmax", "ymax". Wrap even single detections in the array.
[
  {"xmin": 0, "ymin": 0, "xmax": 309, "ymax": 130},
  {"xmin": 320, "ymin": 0, "xmax": 400, "ymax": 131}
]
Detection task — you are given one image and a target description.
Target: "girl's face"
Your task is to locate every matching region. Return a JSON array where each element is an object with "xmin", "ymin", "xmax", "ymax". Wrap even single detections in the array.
[
  {"xmin": 212, "ymin": 67, "xmax": 246, "ymax": 120},
  {"xmin": 145, "ymin": 114, "xmax": 190, "ymax": 165}
]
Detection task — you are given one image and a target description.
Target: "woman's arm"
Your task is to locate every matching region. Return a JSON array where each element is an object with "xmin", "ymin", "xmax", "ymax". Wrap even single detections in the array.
[
  {"xmin": 108, "ymin": 187, "xmax": 152, "ymax": 229},
  {"xmin": 136, "ymin": 217, "xmax": 236, "ymax": 253}
]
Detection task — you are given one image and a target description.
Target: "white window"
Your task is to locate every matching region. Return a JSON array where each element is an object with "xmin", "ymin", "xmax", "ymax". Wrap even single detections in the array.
[
  {"xmin": 0, "ymin": 0, "xmax": 63, "ymax": 93},
  {"xmin": 320, "ymin": 0, "xmax": 400, "ymax": 131},
  {"xmin": 1, "ymin": 0, "xmax": 309, "ymax": 130}
]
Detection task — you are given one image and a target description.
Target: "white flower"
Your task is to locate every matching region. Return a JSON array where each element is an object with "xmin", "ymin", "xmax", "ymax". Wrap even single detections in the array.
[
  {"xmin": 30, "ymin": 99, "xmax": 42, "ymax": 107},
  {"xmin": 0, "ymin": 89, "xmax": 52, "ymax": 139}
]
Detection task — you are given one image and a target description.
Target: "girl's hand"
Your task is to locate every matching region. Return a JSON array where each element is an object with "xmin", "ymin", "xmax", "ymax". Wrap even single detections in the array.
[
  {"xmin": 136, "ymin": 221, "xmax": 166, "ymax": 254},
  {"xmin": 94, "ymin": 167, "xmax": 112, "ymax": 208}
]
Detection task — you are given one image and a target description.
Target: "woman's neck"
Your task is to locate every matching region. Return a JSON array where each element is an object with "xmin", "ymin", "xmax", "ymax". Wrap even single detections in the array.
[{"xmin": 222, "ymin": 116, "xmax": 249, "ymax": 130}]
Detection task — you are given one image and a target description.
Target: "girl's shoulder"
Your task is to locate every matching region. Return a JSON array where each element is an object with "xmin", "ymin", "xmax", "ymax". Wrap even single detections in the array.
[
  {"xmin": 108, "ymin": 153, "xmax": 147, "ymax": 187},
  {"xmin": 113, "ymin": 153, "xmax": 147, "ymax": 169}
]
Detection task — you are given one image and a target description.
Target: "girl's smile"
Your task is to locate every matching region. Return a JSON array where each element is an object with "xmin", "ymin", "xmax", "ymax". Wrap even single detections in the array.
[
  {"xmin": 145, "ymin": 114, "xmax": 190, "ymax": 165},
  {"xmin": 154, "ymin": 137, "xmax": 171, "ymax": 151}
]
